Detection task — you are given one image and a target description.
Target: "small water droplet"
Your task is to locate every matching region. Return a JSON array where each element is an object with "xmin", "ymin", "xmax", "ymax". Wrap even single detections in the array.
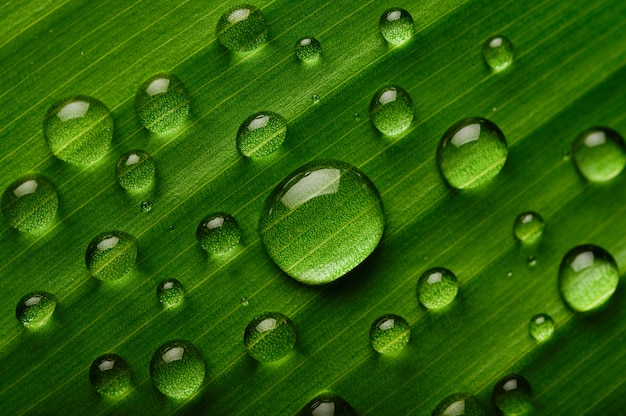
[
  {"xmin": 216, "ymin": 5, "xmax": 267, "ymax": 52},
  {"xmin": 150, "ymin": 339, "xmax": 205, "ymax": 399},
  {"xmin": 240, "ymin": 296, "xmax": 249, "ymax": 306},
  {"xmin": 311, "ymin": 94, "xmax": 320, "ymax": 103},
  {"xmin": 85, "ymin": 231, "xmax": 138, "ymax": 281},
  {"xmin": 2, "ymin": 174, "xmax": 58, "ymax": 233},
  {"xmin": 562, "ymin": 149, "xmax": 571, "ymax": 161},
  {"xmin": 167, "ymin": 224, "xmax": 174, "ymax": 231},
  {"xmin": 295, "ymin": 37, "xmax": 322, "ymax": 62},
  {"xmin": 432, "ymin": 393, "xmax": 486, "ymax": 416},
  {"xmin": 513, "ymin": 211, "xmax": 544, "ymax": 244},
  {"xmin": 43, "ymin": 95, "xmax": 113, "ymax": 165},
  {"xmin": 369, "ymin": 314, "xmax": 410, "ymax": 354},
  {"xmin": 529, "ymin": 313, "xmax": 554, "ymax": 341},
  {"xmin": 141, "ymin": 200, "xmax": 153, "ymax": 212},
  {"xmin": 417, "ymin": 267, "xmax": 458, "ymax": 310},
  {"xmin": 301, "ymin": 392, "xmax": 357, "ymax": 415},
  {"xmin": 259, "ymin": 160, "xmax": 385, "ymax": 285},
  {"xmin": 483, "ymin": 35, "xmax": 514, "ymax": 72},
  {"xmin": 492, "ymin": 374, "xmax": 532, "ymax": 415},
  {"xmin": 353, "ymin": 112, "xmax": 361, "ymax": 120},
  {"xmin": 89, "ymin": 353, "xmax": 132, "ymax": 398},
  {"xmin": 196, "ymin": 212, "xmax": 241, "ymax": 255},
  {"xmin": 572, "ymin": 127, "xmax": 626, "ymax": 182},
  {"xmin": 369, "ymin": 85, "xmax": 414, "ymax": 136},
  {"xmin": 437, "ymin": 117, "xmax": 508, "ymax": 189},
  {"xmin": 236, "ymin": 111, "xmax": 287, "ymax": 157},
  {"xmin": 558, "ymin": 245, "xmax": 619, "ymax": 312},
  {"xmin": 506, "ymin": 270, "xmax": 513, "ymax": 277},
  {"xmin": 15, "ymin": 291, "xmax": 57, "ymax": 328},
  {"xmin": 135, "ymin": 73, "xmax": 190, "ymax": 134},
  {"xmin": 157, "ymin": 279, "xmax": 185, "ymax": 309},
  {"xmin": 116, "ymin": 150, "xmax": 156, "ymax": 191},
  {"xmin": 379, "ymin": 8, "xmax": 414, "ymax": 45},
  {"xmin": 244, "ymin": 312, "xmax": 296, "ymax": 362},
  {"xmin": 527, "ymin": 255, "xmax": 537, "ymax": 267}
]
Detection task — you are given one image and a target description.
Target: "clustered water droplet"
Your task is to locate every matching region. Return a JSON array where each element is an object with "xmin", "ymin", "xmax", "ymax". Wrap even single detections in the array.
[
  {"xmin": 295, "ymin": 37, "xmax": 322, "ymax": 62},
  {"xmin": 236, "ymin": 111, "xmax": 288, "ymax": 157},
  {"xmin": 89, "ymin": 353, "xmax": 132, "ymax": 398},
  {"xmin": 15, "ymin": 291, "xmax": 57, "ymax": 328},
  {"xmin": 135, "ymin": 73, "xmax": 190, "ymax": 134},
  {"xmin": 369, "ymin": 85, "xmax": 414, "ymax": 136},
  {"xmin": 492, "ymin": 374, "xmax": 532, "ymax": 415},
  {"xmin": 115, "ymin": 150, "xmax": 156, "ymax": 191},
  {"xmin": 528, "ymin": 313, "xmax": 554, "ymax": 341},
  {"xmin": 85, "ymin": 231, "xmax": 138, "ymax": 281},
  {"xmin": 216, "ymin": 5, "xmax": 268, "ymax": 52},
  {"xmin": 2, "ymin": 174, "xmax": 58, "ymax": 233},
  {"xmin": 150, "ymin": 339, "xmax": 206, "ymax": 399},
  {"xmin": 244, "ymin": 312, "xmax": 296, "ymax": 362},
  {"xmin": 379, "ymin": 8, "xmax": 414, "ymax": 45},
  {"xmin": 483, "ymin": 35, "xmax": 514, "ymax": 72},
  {"xmin": 196, "ymin": 212, "xmax": 241, "ymax": 255},
  {"xmin": 369, "ymin": 314, "xmax": 410, "ymax": 354},
  {"xmin": 572, "ymin": 127, "xmax": 626, "ymax": 182},
  {"xmin": 417, "ymin": 267, "xmax": 459, "ymax": 310},
  {"xmin": 157, "ymin": 279, "xmax": 185, "ymax": 309}
]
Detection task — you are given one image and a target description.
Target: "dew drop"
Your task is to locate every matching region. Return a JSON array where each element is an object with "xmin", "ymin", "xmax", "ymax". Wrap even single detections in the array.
[
  {"xmin": 196, "ymin": 212, "xmax": 241, "ymax": 255},
  {"xmin": 135, "ymin": 73, "xmax": 190, "ymax": 134},
  {"xmin": 558, "ymin": 244, "xmax": 619, "ymax": 312},
  {"xmin": 432, "ymin": 392, "xmax": 486, "ymax": 416},
  {"xmin": 492, "ymin": 374, "xmax": 532, "ymax": 415},
  {"xmin": 240, "ymin": 296, "xmax": 249, "ymax": 306},
  {"xmin": 369, "ymin": 314, "xmax": 410, "ymax": 354},
  {"xmin": 437, "ymin": 117, "xmax": 508, "ymax": 189},
  {"xmin": 526, "ymin": 255, "xmax": 537, "ymax": 268},
  {"xmin": 236, "ymin": 111, "xmax": 287, "ymax": 157},
  {"xmin": 301, "ymin": 392, "xmax": 357, "ymax": 416},
  {"xmin": 2, "ymin": 174, "xmax": 58, "ymax": 233},
  {"xmin": 572, "ymin": 127, "xmax": 626, "ymax": 182},
  {"xmin": 216, "ymin": 5, "xmax": 267, "ymax": 52},
  {"xmin": 167, "ymin": 224, "xmax": 174, "ymax": 231},
  {"xmin": 369, "ymin": 85, "xmax": 414, "ymax": 136},
  {"xmin": 311, "ymin": 94, "xmax": 320, "ymax": 103},
  {"xmin": 353, "ymin": 112, "xmax": 361, "ymax": 120},
  {"xmin": 115, "ymin": 150, "xmax": 156, "ymax": 191},
  {"xmin": 150, "ymin": 339, "xmax": 205, "ymax": 399},
  {"xmin": 379, "ymin": 8, "xmax": 414, "ymax": 45},
  {"xmin": 295, "ymin": 37, "xmax": 322, "ymax": 62},
  {"xmin": 89, "ymin": 353, "xmax": 132, "ymax": 398},
  {"xmin": 157, "ymin": 279, "xmax": 185, "ymax": 309},
  {"xmin": 85, "ymin": 231, "xmax": 138, "ymax": 281},
  {"xmin": 417, "ymin": 267, "xmax": 459, "ymax": 310},
  {"xmin": 15, "ymin": 291, "xmax": 57, "ymax": 328},
  {"xmin": 244, "ymin": 311, "xmax": 296, "ymax": 362},
  {"xmin": 43, "ymin": 95, "xmax": 113, "ymax": 165},
  {"xmin": 528, "ymin": 313, "xmax": 554, "ymax": 341},
  {"xmin": 483, "ymin": 35, "xmax": 514, "ymax": 72},
  {"xmin": 141, "ymin": 200, "xmax": 153, "ymax": 212},
  {"xmin": 513, "ymin": 211, "xmax": 544, "ymax": 243},
  {"xmin": 259, "ymin": 160, "xmax": 385, "ymax": 285},
  {"xmin": 506, "ymin": 271, "xmax": 513, "ymax": 277}
]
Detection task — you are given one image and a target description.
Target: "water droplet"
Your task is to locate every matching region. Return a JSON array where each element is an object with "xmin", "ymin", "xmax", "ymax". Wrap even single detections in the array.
[
  {"xmin": 311, "ymin": 94, "xmax": 320, "ymax": 103},
  {"xmin": 135, "ymin": 73, "xmax": 190, "ymax": 134},
  {"xmin": 89, "ymin": 353, "xmax": 132, "ymax": 398},
  {"xmin": 150, "ymin": 339, "xmax": 205, "ymax": 399},
  {"xmin": 85, "ymin": 231, "xmax": 138, "ymax": 281},
  {"xmin": 369, "ymin": 314, "xmax": 410, "ymax": 354},
  {"xmin": 295, "ymin": 37, "xmax": 322, "ymax": 62},
  {"xmin": 259, "ymin": 160, "xmax": 385, "ymax": 285},
  {"xmin": 196, "ymin": 212, "xmax": 241, "ymax": 255},
  {"xmin": 167, "ymin": 224, "xmax": 174, "ymax": 231},
  {"xmin": 526, "ymin": 255, "xmax": 537, "ymax": 267},
  {"xmin": 240, "ymin": 297, "xmax": 249, "ymax": 306},
  {"xmin": 492, "ymin": 374, "xmax": 532, "ymax": 415},
  {"xmin": 379, "ymin": 8, "xmax": 414, "ymax": 45},
  {"xmin": 216, "ymin": 5, "xmax": 267, "ymax": 52},
  {"xmin": 506, "ymin": 270, "xmax": 513, "ymax": 277},
  {"xmin": 244, "ymin": 312, "xmax": 296, "ymax": 362},
  {"xmin": 562, "ymin": 149, "xmax": 571, "ymax": 161},
  {"xmin": 572, "ymin": 127, "xmax": 626, "ymax": 182},
  {"xmin": 417, "ymin": 267, "xmax": 459, "ymax": 310},
  {"xmin": 141, "ymin": 200, "xmax": 153, "ymax": 212},
  {"xmin": 529, "ymin": 313, "xmax": 554, "ymax": 341},
  {"xmin": 513, "ymin": 211, "xmax": 544, "ymax": 243},
  {"xmin": 558, "ymin": 244, "xmax": 619, "ymax": 312},
  {"xmin": 2, "ymin": 174, "xmax": 58, "ymax": 233},
  {"xmin": 43, "ymin": 95, "xmax": 113, "ymax": 165},
  {"xmin": 115, "ymin": 150, "xmax": 156, "ymax": 191},
  {"xmin": 482, "ymin": 35, "xmax": 514, "ymax": 72},
  {"xmin": 15, "ymin": 291, "xmax": 57, "ymax": 328},
  {"xmin": 432, "ymin": 393, "xmax": 486, "ymax": 416},
  {"xmin": 437, "ymin": 117, "xmax": 508, "ymax": 189},
  {"xmin": 236, "ymin": 111, "xmax": 287, "ymax": 157},
  {"xmin": 157, "ymin": 279, "xmax": 185, "ymax": 309},
  {"xmin": 301, "ymin": 392, "xmax": 357, "ymax": 415},
  {"xmin": 353, "ymin": 112, "xmax": 361, "ymax": 120},
  {"xmin": 369, "ymin": 85, "xmax": 414, "ymax": 136}
]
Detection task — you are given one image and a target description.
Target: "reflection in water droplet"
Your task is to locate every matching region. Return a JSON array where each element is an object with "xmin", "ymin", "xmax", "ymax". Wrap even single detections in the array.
[
  {"xmin": 150, "ymin": 339, "xmax": 205, "ymax": 399},
  {"xmin": 237, "ymin": 111, "xmax": 287, "ymax": 157},
  {"xmin": 513, "ymin": 211, "xmax": 544, "ymax": 243},
  {"xmin": 15, "ymin": 291, "xmax": 57, "ymax": 328},
  {"xmin": 116, "ymin": 150, "xmax": 156, "ymax": 191},
  {"xmin": 301, "ymin": 392, "xmax": 357, "ymax": 416},
  {"xmin": 89, "ymin": 353, "xmax": 132, "ymax": 398},
  {"xmin": 85, "ymin": 231, "xmax": 138, "ymax": 281},
  {"xmin": 379, "ymin": 8, "xmax": 414, "ymax": 45},
  {"xmin": 244, "ymin": 312, "xmax": 296, "ymax": 362},
  {"xmin": 157, "ymin": 279, "xmax": 185, "ymax": 309},
  {"xmin": 482, "ymin": 35, "xmax": 514, "ymax": 72},
  {"xmin": 2, "ymin": 174, "xmax": 58, "ymax": 233},
  {"xmin": 370, "ymin": 314, "xmax": 410, "ymax": 354},
  {"xmin": 295, "ymin": 37, "xmax": 322, "ymax": 62},
  {"xmin": 135, "ymin": 73, "xmax": 190, "ymax": 134},
  {"xmin": 432, "ymin": 392, "xmax": 486, "ymax": 416},
  {"xmin": 529, "ymin": 313, "xmax": 554, "ymax": 341},
  {"xmin": 369, "ymin": 85, "xmax": 414, "ymax": 136},
  {"xmin": 216, "ymin": 5, "xmax": 267, "ymax": 52},
  {"xmin": 572, "ymin": 127, "xmax": 626, "ymax": 182},
  {"xmin": 417, "ymin": 267, "xmax": 458, "ymax": 310},
  {"xmin": 196, "ymin": 212, "xmax": 241, "ymax": 255},
  {"xmin": 492, "ymin": 374, "xmax": 532, "ymax": 415}
]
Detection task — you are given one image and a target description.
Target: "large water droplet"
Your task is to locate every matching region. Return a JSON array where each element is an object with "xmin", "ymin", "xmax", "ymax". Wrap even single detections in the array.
[
  {"xmin": 513, "ymin": 211, "xmax": 544, "ymax": 244},
  {"xmin": 558, "ymin": 244, "xmax": 619, "ymax": 312},
  {"xmin": 301, "ymin": 392, "xmax": 357, "ymax": 415},
  {"xmin": 483, "ymin": 35, "xmax": 514, "ymax": 72},
  {"xmin": 43, "ymin": 95, "xmax": 113, "ymax": 165},
  {"xmin": 89, "ymin": 353, "xmax": 132, "ymax": 398},
  {"xmin": 150, "ymin": 339, "xmax": 205, "ymax": 399},
  {"xmin": 115, "ymin": 150, "xmax": 156, "ymax": 191},
  {"xmin": 417, "ymin": 267, "xmax": 459, "ymax": 310},
  {"xmin": 379, "ymin": 8, "xmax": 414, "ymax": 45},
  {"xmin": 216, "ymin": 5, "xmax": 267, "ymax": 52},
  {"xmin": 15, "ymin": 291, "xmax": 57, "ymax": 328},
  {"xmin": 492, "ymin": 374, "xmax": 532, "ymax": 415},
  {"xmin": 236, "ymin": 111, "xmax": 287, "ymax": 157},
  {"xmin": 369, "ymin": 314, "xmax": 410, "ymax": 354},
  {"xmin": 157, "ymin": 279, "xmax": 185, "ymax": 309},
  {"xmin": 196, "ymin": 212, "xmax": 241, "ymax": 255},
  {"xmin": 2, "ymin": 174, "xmax": 58, "ymax": 233},
  {"xmin": 244, "ymin": 312, "xmax": 296, "ymax": 362},
  {"xmin": 259, "ymin": 160, "xmax": 385, "ymax": 285},
  {"xmin": 85, "ymin": 231, "xmax": 138, "ymax": 281},
  {"xmin": 369, "ymin": 85, "xmax": 414, "ymax": 136},
  {"xmin": 295, "ymin": 37, "xmax": 322, "ymax": 62},
  {"xmin": 135, "ymin": 73, "xmax": 190, "ymax": 134},
  {"xmin": 432, "ymin": 393, "xmax": 486, "ymax": 416},
  {"xmin": 437, "ymin": 117, "xmax": 508, "ymax": 189},
  {"xmin": 528, "ymin": 313, "xmax": 554, "ymax": 341},
  {"xmin": 572, "ymin": 127, "xmax": 626, "ymax": 182}
]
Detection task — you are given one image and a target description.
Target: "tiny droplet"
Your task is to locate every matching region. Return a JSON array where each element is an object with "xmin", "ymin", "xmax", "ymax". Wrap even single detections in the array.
[{"xmin": 244, "ymin": 312, "xmax": 296, "ymax": 362}]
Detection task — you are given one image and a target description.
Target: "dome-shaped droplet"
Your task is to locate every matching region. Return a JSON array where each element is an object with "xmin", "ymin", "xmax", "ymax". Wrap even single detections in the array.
[
  {"xmin": 115, "ymin": 150, "xmax": 156, "ymax": 191},
  {"xmin": 437, "ymin": 117, "xmax": 508, "ymax": 189},
  {"xmin": 295, "ymin": 37, "xmax": 322, "ymax": 62},
  {"xmin": 150, "ymin": 339, "xmax": 205, "ymax": 399},
  {"xmin": 15, "ymin": 291, "xmax": 57, "ymax": 328},
  {"xmin": 2, "ymin": 174, "xmax": 58, "ymax": 233},
  {"xmin": 89, "ymin": 353, "xmax": 132, "ymax": 398},
  {"xmin": 558, "ymin": 244, "xmax": 619, "ymax": 312},
  {"xmin": 196, "ymin": 212, "xmax": 241, "ymax": 255},
  {"xmin": 216, "ymin": 5, "xmax": 268, "ymax": 52},
  {"xmin": 301, "ymin": 392, "xmax": 357, "ymax": 415},
  {"xmin": 259, "ymin": 160, "xmax": 385, "ymax": 285},
  {"xmin": 370, "ymin": 314, "xmax": 410, "ymax": 354},
  {"xmin": 369, "ymin": 85, "xmax": 414, "ymax": 136},
  {"xmin": 483, "ymin": 35, "xmax": 514, "ymax": 72},
  {"xmin": 417, "ymin": 267, "xmax": 459, "ymax": 310},
  {"xmin": 572, "ymin": 127, "xmax": 626, "ymax": 182},
  {"xmin": 492, "ymin": 374, "xmax": 532, "ymax": 415},
  {"xmin": 513, "ymin": 211, "xmax": 544, "ymax": 243},
  {"xmin": 85, "ymin": 231, "xmax": 138, "ymax": 281},
  {"xmin": 432, "ymin": 393, "xmax": 486, "ymax": 416},
  {"xmin": 157, "ymin": 279, "xmax": 185, "ymax": 309},
  {"xmin": 244, "ymin": 312, "xmax": 296, "ymax": 362},
  {"xmin": 528, "ymin": 313, "xmax": 554, "ymax": 341},
  {"xmin": 135, "ymin": 73, "xmax": 190, "ymax": 134},
  {"xmin": 236, "ymin": 111, "xmax": 287, "ymax": 157},
  {"xmin": 43, "ymin": 95, "xmax": 113, "ymax": 165},
  {"xmin": 379, "ymin": 8, "xmax": 414, "ymax": 45}
]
